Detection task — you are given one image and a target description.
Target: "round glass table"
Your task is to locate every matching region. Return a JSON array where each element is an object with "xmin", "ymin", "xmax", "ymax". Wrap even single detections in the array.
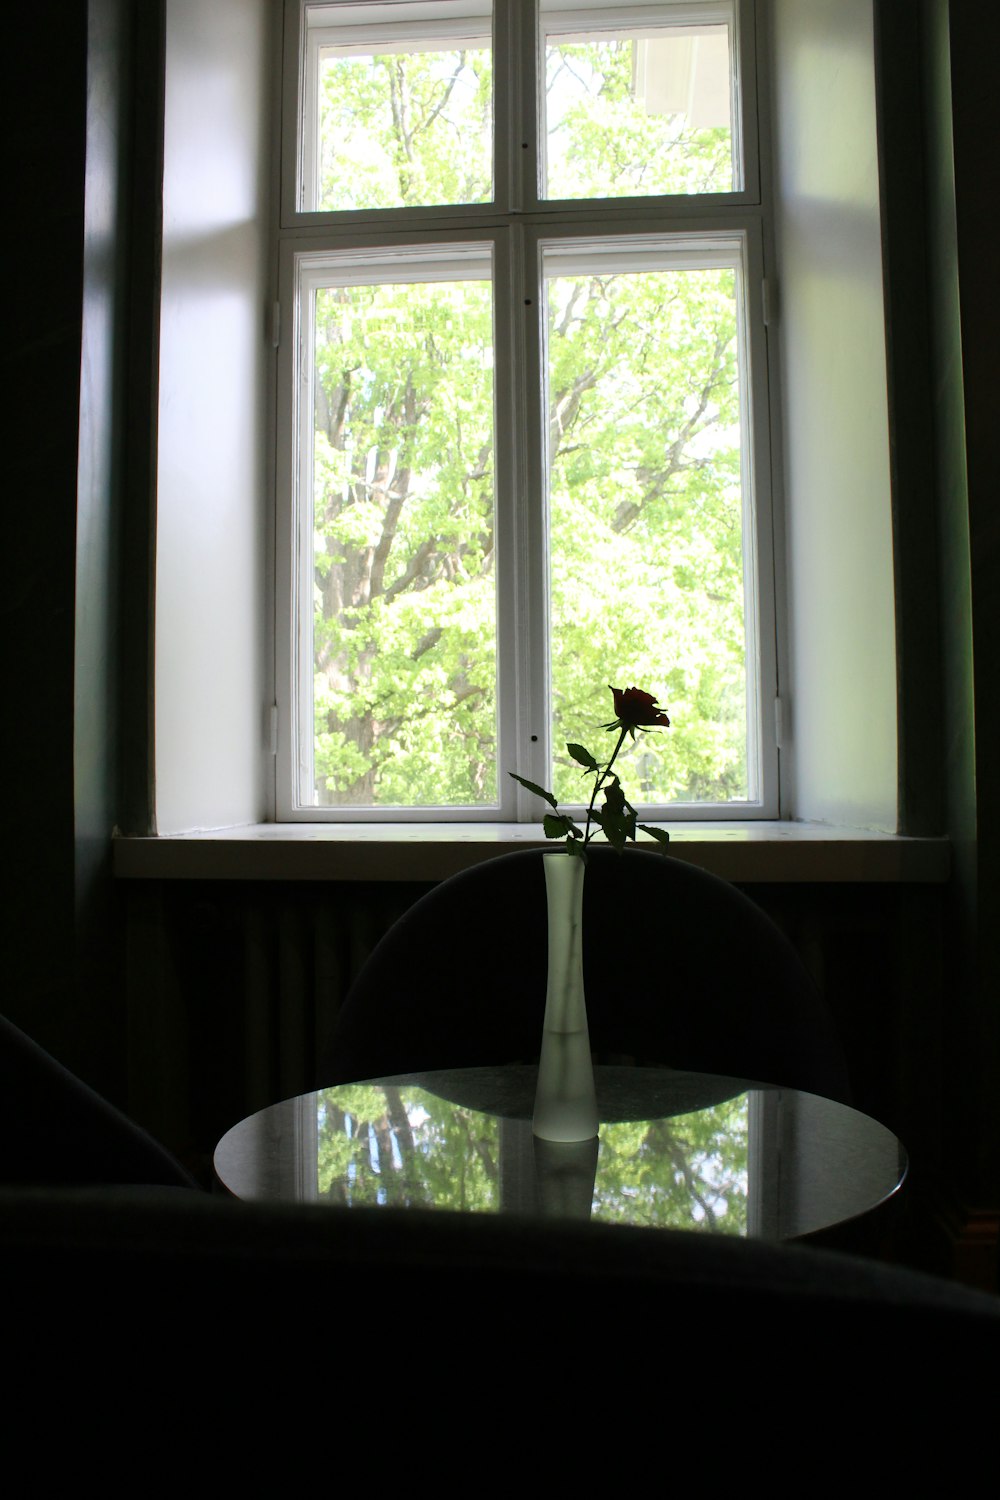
[{"xmin": 214, "ymin": 1066, "xmax": 907, "ymax": 1241}]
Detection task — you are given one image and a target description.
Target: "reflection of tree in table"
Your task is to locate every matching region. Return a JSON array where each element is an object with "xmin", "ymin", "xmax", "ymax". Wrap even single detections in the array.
[
  {"xmin": 594, "ymin": 1098, "xmax": 748, "ymax": 1234},
  {"xmin": 316, "ymin": 1086, "xmax": 747, "ymax": 1229},
  {"xmin": 317, "ymin": 1086, "xmax": 499, "ymax": 1212}
]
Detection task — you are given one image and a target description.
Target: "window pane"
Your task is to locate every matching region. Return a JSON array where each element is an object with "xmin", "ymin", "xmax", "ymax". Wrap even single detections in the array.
[
  {"xmin": 542, "ymin": 7, "xmax": 735, "ymax": 200},
  {"xmin": 544, "ymin": 247, "xmax": 750, "ymax": 803},
  {"xmin": 308, "ymin": 272, "xmax": 498, "ymax": 807},
  {"xmin": 304, "ymin": 3, "xmax": 493, "ymax": 211}
]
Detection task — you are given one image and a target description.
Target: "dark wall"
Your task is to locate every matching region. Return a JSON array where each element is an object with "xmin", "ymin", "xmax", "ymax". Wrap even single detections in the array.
[
  {"xmin": 869, "ymin": 0, "xmax": 999, "ymax": 1279},
  {"xmin": 1, "ymin": 0, "xmax": 160, "ymax": 1096},
  {"xmin": 938, "ymin": 0, "xmax": 1000, "ymax": 1213},
  {"xmin": 73, "ymin": 0, "xmax": 132, "ymax": 1096},
  {"xmin": 2, "ymin": 5, "xmax": 89, "ymax": 1059},
  {"xmin": 907, "ymin": 0, "xmax": 1000, "ymax": 1270}
]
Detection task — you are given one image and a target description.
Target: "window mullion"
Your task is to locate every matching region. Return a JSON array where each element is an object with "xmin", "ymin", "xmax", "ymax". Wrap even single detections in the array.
[
  {"xmin": 492, "ymin": 228, "xmax": 522, "ymax": 819},
  {"xmin": 502, "ymin": 222, "xmax": 551, "ymax": 818},
  {"xmin": 493, "ymin": 0, "xmax": 516, "ymax": 211},
  {"xmin": 508, "ymin": 0, "xmax": 542, "ymax": 212}
]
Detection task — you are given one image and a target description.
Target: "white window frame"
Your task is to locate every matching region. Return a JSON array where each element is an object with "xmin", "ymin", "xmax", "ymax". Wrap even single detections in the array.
[{"xmin": 274, "ymin": 0, "xmax": 779, "ymax": 823}]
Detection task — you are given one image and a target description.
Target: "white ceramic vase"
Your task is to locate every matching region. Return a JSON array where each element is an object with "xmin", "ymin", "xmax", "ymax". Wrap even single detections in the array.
[{"xmin": 532, "ymin": 851, "xmax": 599, "ymax": 1142}]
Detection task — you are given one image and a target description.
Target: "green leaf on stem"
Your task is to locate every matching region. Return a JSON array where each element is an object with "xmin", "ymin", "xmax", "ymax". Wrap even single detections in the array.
[
  {"xmin": 591, "ymin": 781, "xmax": 634, "ymax": 851},
  {"xmin": 638, "ymin": 824, "xmax": 671, "ymax": 848},
  {"xmin": 543, "ymin": 812, "xmax": 583, "ymax": 840},
  {"xmin": 601, "ymin": 813, "xmax": 630, "ymax": 851},
  {"xmin": 566, "ymin": 742, "xmax": 600, "ymax": 773},
  {"xmin": 508, "ymin": 771, "xmax": 558, "ymax": 810},
  {"xmin": 602, "ymin": 777, "xmax": 627, "ymax": 816}
]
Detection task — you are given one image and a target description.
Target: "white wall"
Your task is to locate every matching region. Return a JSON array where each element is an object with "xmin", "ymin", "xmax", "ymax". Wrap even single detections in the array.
[
  {"xmin": 769, "ymin": 0, "xmax": 898, "ymax": 830},
  {"xmin": 155, "ymin": 0, "xmax": 274, "ymax": 832}
]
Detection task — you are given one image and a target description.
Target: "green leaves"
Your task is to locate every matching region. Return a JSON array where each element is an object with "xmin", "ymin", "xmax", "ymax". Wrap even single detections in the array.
[
  {"xmin": 543, "ymin": 812, "xmax": 584, "ymax": 842},
  {"xmin": 508, "ymin": 771, "xmax": 557, "ymax": 810},
  {"xmin": 567, "ymin": 742, "xmax": 599, "ymax": 773},
  {"xmin": 545, "ymin": 38, "xmax": 733, "ymax": 201},
  {"xmin": 545, "ymin": 255, "xmax": 748, "ymax": 807},
  {"xmin": 505, "ymin": 770, "xmax": 584, "ymax": 844},
  {"xmin": 311, "ymin": 272, "xmax": 499, "ymax": 808},
  {"xmin": 307, "ymin": 44, "xmax": 749, "ymax": 814},
  {"xmin": 318, "ymin": 49, "xmax": 493, "ymax": 212},
  {"xmin": 590, "ymin": 775, "xmax": 636, "ymax": 853}
]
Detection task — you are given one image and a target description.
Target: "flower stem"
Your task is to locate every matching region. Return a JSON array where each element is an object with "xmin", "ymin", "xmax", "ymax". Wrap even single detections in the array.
[{"xmin": 584, "ymin": 726, "xmax": 629, "ymax": 845}]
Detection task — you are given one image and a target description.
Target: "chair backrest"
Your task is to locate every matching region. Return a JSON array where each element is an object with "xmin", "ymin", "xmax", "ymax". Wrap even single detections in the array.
[{"xmin": 322, "ymin": 848, "xmax": 852, "ymax": 1102}]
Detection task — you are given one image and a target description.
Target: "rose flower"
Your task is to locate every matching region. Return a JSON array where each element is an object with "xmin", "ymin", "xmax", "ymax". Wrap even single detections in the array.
[
  {"xmin": 608, "ymin": 685, "xmax": 671, "ymax": 731},
  {"xmin": 510, "ymin": 681, "xmax": 672, "ymax": 855}
]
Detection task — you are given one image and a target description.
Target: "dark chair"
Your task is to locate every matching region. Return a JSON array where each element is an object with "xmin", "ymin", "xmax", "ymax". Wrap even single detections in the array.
[
  {"xmin": 0, "ymin": 1012, "xmax": 198, "ymax": 1189},
  {"xmin": 3, "ymin": 1190, "xmax": 997, "ymax": 1403},
  {"xmin": 322, "ymin": 848, "xmax": 852, "ymax": 1102}
]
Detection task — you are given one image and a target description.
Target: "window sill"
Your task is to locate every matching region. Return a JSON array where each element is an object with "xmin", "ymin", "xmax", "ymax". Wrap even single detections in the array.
[{"xmin": 112, "ymin": 822, "xmax": 949, "ymax": 884}]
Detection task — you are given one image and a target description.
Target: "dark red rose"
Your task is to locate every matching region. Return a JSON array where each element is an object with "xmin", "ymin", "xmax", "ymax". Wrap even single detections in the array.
[{"xmin": 609, "ymin": 685, "xmax": 670, "ymax": 729}]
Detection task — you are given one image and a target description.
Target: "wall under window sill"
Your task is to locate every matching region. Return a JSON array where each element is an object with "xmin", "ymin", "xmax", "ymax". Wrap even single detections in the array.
[{"xmin": 112, "ymin": 822, "xmax": 949, "ymax": 885}]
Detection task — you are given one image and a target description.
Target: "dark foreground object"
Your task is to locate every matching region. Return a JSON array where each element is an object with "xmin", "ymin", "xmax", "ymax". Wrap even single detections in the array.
[{"xmin": 5, "ymin": 1187, "xmax": 997, "ymax": 1374}]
